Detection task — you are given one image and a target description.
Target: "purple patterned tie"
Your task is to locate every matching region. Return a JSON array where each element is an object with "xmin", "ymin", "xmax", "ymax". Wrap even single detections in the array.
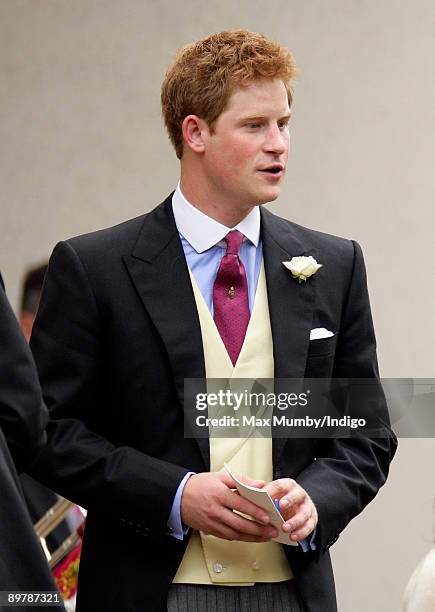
[{"xmin": 213, "ymin": 230, "xmax": 250, "ymax": 365}]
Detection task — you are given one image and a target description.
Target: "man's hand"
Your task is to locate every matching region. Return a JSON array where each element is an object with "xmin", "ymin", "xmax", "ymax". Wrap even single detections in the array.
[
  {"xmin": 181, "ymin": 471, "xmax": 278, "ymax": 542},
  {"xmin": 265, "ymin": 478, "xmax": 318, "ymax": 543}
]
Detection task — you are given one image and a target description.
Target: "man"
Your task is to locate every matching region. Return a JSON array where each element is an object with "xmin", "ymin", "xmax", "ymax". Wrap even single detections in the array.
[
  {"xmin": 0, "ymin": 274, "xmax": 62, "ymax": 608},
  {"xmin": 29, "ymin": 31, "xmax": 397, "ymax": 612},
  {"xmin": 18, "ymin": 263, "xmax": 73, "ymax": 553},
  {"xmin": 19, "ymin": 264, "xmax": 49, "ymax": 343}
]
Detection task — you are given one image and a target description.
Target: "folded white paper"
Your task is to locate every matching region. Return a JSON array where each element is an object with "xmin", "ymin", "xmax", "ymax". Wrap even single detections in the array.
[
  {"xmin": 310, "ymin": 327, "xmax": 334, "ymax": 340},
  {"xmin": 224, "ymin": 463, "xmax": 297, "ymax": 546}
]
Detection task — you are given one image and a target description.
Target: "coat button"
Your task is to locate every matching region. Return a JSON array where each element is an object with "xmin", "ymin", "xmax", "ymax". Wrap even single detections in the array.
[{"xmin": 213, "ymin": 563, "xmax": 223, "ymax": 574}]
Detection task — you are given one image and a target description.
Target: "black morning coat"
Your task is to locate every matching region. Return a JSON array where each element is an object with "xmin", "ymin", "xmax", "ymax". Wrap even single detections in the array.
[{"xmin": 28, "ymin": 196, "xmax": 397, "ymax": 612}]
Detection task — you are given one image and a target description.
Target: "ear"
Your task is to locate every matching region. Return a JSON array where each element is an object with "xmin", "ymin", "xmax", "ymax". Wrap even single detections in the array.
[{"xmin": 181, "ymin": 115, "xmax": 209, "ymax": 154}]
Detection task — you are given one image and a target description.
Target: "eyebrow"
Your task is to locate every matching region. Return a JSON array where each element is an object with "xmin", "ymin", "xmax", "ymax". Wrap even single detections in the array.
[{"xmin": 238, "ymin": 112, "xmax": 292, "ymax": 123}]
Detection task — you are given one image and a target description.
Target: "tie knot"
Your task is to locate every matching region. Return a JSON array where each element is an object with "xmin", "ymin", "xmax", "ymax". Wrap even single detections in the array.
[{"xmin": 224, "ymin": 230, "xmax": 244, "ymax": 255}]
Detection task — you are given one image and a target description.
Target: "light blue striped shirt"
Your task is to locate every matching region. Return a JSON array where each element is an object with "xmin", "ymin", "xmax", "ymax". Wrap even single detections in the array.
[{"xmin": 173, "ymin": 184, "xmax": 263, "ymax": 314}]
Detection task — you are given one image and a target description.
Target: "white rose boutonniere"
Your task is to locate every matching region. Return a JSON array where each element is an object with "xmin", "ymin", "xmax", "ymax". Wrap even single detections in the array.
[{"xmin": 282, "ymin": 256, "xmax": 322, "ymax": 283}]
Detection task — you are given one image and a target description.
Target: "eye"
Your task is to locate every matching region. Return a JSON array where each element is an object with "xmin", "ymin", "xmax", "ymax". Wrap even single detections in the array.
[
  {"xmin": 278, "ymin": 120, "xmax": 290, "ymax": 130},
  {"xmin": 247, "ymin": 122, "xmax": 261, "ymax": 129}
]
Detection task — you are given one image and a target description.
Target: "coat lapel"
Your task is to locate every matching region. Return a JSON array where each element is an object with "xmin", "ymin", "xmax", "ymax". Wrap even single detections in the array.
[
  {"xmin": 122, "ymin": 198, "xmax": 317, "ymax": 469},
  {"xmin": 123, "ymin": 195, "xmax": 210, "ymax": 467},
  {"xmin": 260, "ymin": 207, "xmax": 317, "ymax": 464}
]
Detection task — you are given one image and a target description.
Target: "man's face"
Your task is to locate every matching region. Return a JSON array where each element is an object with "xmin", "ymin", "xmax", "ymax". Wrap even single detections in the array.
[{"xmin": 202, "ymin": 78, "xmax": 291, "ymax": 209}]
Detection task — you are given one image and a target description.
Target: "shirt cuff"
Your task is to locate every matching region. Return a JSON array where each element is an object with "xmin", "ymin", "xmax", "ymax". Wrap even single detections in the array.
[
  {"xmin": 167, "ymin": 472, "xmax": 195, "ymax": 540},
  {"xmin": 298, "ymin": 527, "xmax": 317, "ymax": 553}
]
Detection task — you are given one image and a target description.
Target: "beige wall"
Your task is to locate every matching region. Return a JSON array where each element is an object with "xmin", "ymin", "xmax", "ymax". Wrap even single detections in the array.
[{"xmin": 1, "ymin": 2, "xmax": 434, "ymax": 610}]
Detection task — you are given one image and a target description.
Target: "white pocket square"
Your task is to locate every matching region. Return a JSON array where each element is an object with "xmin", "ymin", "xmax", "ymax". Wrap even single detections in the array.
[{"xmin": 310, "ymin": 328, "xmax": 334, "ymax": 340}]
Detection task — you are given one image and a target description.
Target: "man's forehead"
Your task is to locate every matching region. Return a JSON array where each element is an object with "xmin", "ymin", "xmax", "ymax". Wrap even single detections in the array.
[{"xmin": 224, "ymin": 79, "xmax": 291, "ymax": 115}]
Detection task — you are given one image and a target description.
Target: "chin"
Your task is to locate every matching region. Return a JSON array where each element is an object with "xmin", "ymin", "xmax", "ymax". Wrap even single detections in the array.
[{"xmin": 257, "ymin": 188, "xmax": 281, "ymax": 205}]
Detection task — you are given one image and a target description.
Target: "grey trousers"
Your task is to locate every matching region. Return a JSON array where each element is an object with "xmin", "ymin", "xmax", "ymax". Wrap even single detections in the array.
[{"xmin": 167, "ymin": 581, "xmax": 306, "ymax": 612}]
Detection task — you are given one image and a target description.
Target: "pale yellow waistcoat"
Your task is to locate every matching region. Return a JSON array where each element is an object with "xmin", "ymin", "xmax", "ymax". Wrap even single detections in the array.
[{"xmin": 173, "ymin": 261, "xmax": 293, "ymax": 586}]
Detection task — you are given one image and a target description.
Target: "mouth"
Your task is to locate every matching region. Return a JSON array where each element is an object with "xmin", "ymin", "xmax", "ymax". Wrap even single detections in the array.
[{"xmin": 258, "ymin": 164, "xmax": 284, "ymax": 178}]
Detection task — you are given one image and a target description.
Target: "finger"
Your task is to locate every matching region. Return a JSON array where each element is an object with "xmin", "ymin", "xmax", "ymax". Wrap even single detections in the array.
[
  {"xmin": 225, "ymin": 489, "xmax": 271, "ymax": 525},
  {"xmin": 265, "ymin": 478, "xmax": 298, "ymax": 499},
  {"xmin": 288, "ymin": 516, "xmax": 317, "ymax": 542},
  {"xmin": 206, "ymin": 523, "xmax": 249, "ymax": 541},
  {"xmin": 210, "ymin": 523, "xmax": 278, "ymax": 543},
  {"xmin": 218, "ymin": 471, "xmax": 265, "ymax": 491},
  {"xmin": 278, "ymin": 502, "xmax": 299, "ymax": 523},
  {"xmin": 282, "ymin": 502, "xmax": 313, "ymax": 533},
  {"xmin": 218, "ymin": 471, "xmax": 239, "ymax": 489},
  {"xmin": 222, "ymin": 508, "xmax": 278, "ymax": 539},
  {"xmin": 237, "ymin": 475, "xmax": 265, "ymax": 489},
  {"xmin": 279, "ymin": 488, "xmax": 306, "ymax": 514},
  {"xmin": 203, "ymin": 508, "xmax": 277, "ymax": 542},
  {"xmin": 236, "ymin": 531, "xmax": 278, "ymax": 543}
]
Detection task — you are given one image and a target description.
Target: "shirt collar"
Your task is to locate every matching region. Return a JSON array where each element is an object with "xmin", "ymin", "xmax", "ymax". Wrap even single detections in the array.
[{"xmin": 172, "ymin": 182, "xmax": 260, "ymax": 253}]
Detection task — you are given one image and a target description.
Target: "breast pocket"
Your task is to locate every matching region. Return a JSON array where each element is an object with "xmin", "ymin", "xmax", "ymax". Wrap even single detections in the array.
[
  {"xmin": 307, "ymin": 335, "xmax": 337, "ymax": 358},
  {"xmin": 305, "ymin": 335, "xmax": 337, "ymax": 378}
]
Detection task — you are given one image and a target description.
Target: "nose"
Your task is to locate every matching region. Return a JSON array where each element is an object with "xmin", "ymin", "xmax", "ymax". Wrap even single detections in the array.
[{"xmin": 263, "ymin": 124, "xmax": 288, "ymax": 156}]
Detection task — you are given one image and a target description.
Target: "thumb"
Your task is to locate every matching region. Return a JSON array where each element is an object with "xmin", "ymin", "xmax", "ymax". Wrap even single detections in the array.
[
  {"xmin": 217, "ymin": 471, "xmax": 265, "ymax": 490},
  {"xmin": 217, "ymin": 470, "xmax": 238, "ymax": 489},
  {"xmin": 236, "ymin": 475, "xmax": 265, "ymax": 489}
]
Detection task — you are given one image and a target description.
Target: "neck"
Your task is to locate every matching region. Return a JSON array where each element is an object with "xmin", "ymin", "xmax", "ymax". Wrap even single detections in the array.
[{"xmin": 180, "ymin": 168, "xmax": 255, "ymax": 228}]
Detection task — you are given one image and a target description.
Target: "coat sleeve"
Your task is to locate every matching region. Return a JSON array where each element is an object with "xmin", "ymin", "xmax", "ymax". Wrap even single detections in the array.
[
  {"xmin": 296, "ymin": 240, "xmax": 398, "ymax": 557},
  {"xmin": 0, "ymin": 278, "xmax": 48, "ymax": 472},
  {"xmin": 28, "ymin": 241, "xmax": 189, "ymax": 535}
]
